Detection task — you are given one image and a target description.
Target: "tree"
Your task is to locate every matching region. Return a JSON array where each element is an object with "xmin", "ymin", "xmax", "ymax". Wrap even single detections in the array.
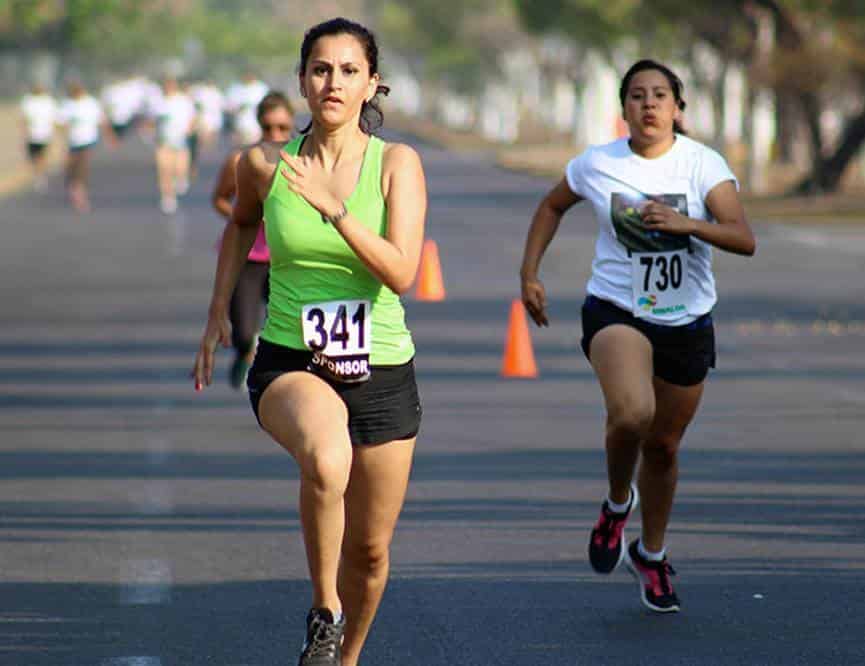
[
  {"xmin": 0, "ymin": 0, "xmax": 299, "ymax": 77},
  {"xmin": 374, "ymin": 0, "xmax": 523, "ymax": 93}
]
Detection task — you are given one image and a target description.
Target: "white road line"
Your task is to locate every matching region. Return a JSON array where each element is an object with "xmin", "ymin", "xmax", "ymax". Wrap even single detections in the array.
[
  {"xmin": 146, "ymin": 437, "xmax": 172, "ymax": 465},
  {"xmin": 838, "ymin": 389, "xmax": 865, "ymax": 404},
  {"xmin": 119, "ymin": 559, "xmax": 173, "ymax": 605},
  {"xmin": 101, "ymin": 658, "xmax": 163, "ymax": 666},
  {"xmin": 129, "ymin": 481, "xmax": 175, "ymax": 516}
]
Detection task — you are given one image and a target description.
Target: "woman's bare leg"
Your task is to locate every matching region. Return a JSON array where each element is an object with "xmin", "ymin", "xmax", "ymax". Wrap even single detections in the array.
[
  {"xmin": 588, "ymin": 324, "xmax": 655, "ymax": 504},
  {"xmin": 338, "ymin": 438, "xmax": 415, "ymax": 666},
  {"xmin": 258, "ymin": 373, "xmax": 353, "ymax": 614},
  {"xmin": 638, "ymin": 377, "xmax": 704, "ymax": 552}
]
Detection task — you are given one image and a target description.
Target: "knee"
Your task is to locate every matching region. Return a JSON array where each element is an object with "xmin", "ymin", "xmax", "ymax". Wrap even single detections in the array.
[
  {"xmin": 304, "ymin": 445, "xmax": 351, "ymax": 496},
  {"xmin": 641, "ymin": 432, "xmax": 681, "ymax": 468},
  {"xmin": 606, "ymin": 400, "xmax": 654, "ymax": 443},
  {"xmin": 343, "ymin": 540, "xmax": 390, "ymax": 579}
]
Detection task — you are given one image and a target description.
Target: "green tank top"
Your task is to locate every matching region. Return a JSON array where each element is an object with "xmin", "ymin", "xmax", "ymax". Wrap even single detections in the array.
[{"xmin": 260, "ymin": 134, "xmax": 415, "ymax": 365}]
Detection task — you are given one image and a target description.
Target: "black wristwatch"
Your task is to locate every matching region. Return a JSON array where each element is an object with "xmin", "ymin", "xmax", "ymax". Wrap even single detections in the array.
[{"xmin": 322, "ymin": 202, "xmax": 348, "ymax": 225}]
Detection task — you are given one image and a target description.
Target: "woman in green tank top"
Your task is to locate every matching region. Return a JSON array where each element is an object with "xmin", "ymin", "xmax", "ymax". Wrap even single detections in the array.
[{"xmin": 192, "ymin": 18, "xmax": 426, "ymax": 666}]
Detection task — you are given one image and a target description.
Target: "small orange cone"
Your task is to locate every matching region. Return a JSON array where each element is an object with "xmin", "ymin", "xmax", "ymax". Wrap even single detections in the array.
[
  {"xmin": 415, "ymin": 239, "xmax": 446, "ymax": 301},
  {"xmin": 501, "ymin": 299, "xmax": 539, "ymax": 378}
]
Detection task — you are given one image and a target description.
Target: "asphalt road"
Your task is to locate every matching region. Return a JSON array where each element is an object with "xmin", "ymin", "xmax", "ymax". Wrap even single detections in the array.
[{"xmin": 1, "ymin": 130, "xmax": 864, "ymax": 666}]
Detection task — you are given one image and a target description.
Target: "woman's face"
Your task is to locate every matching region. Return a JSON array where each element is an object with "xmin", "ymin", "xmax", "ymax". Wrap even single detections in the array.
[
  {"xmin": 622, "ymin": 69, "xmax": 680, "ymax": 140},
  {"xmin": 300, "ymin": 33, "xmax": 378, "ymax": 129},
  {"xmin": 259, "ymin": 107, "xmax": 293, "ymax": 142}
]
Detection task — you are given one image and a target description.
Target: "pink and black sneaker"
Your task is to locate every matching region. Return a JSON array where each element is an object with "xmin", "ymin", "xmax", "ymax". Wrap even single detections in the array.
[
  {"xmin": 625, "ymin": 539, "xmax": 681, "ymax": 613},
  {"xmin": 588, "ymin": 483, "xmax": 638, "ymax": 574}
]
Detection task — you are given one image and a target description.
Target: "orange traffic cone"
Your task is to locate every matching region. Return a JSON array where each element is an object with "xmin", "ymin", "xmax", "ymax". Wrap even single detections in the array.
[
  {"xmin": 501, "ymin": 299, "xmax": 539, "ymax": 378},
  {"xmin": 415, "ymin": 239, "xmax": 446, "ymax": 301}
]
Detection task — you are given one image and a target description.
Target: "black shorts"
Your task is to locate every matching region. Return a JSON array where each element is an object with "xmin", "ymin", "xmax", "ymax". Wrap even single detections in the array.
[
  {"xmin": 580, "ymin": 295, "xmax": 716, "ymax": 386},
  {"xmin": 112, "ymin": 122, "xmax": 131, "ymax": 138},
  {"xmin": 27, "ymin": 143, "xmax": 47, "ymax": 159},
  {"xmin": 247, "ymin": 339, "xmax": 422, "ymax": 446},
  {"xmin": 69, "ymin": 141, "xmax": 97, "ymax": 153}
]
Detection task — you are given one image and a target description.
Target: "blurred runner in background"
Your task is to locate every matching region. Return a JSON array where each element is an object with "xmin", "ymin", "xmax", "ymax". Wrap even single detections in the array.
[
  {"xmin": 151, "ymin": 78, "xmax": 196, "ymax": 214},
  {"xmin": 19, "ymin": 83, "xmax": 57, "ymax": 191},
  {"xmin": 225, "ymin": 71, "xmax": 269, "ymax": 145},
  {"xmin": 57, "ymin": 81, "xmax": 115, "ymax": 213}
]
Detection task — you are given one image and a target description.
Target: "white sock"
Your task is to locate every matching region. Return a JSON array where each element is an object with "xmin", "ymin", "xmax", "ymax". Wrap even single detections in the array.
[
  {"xmin": 637, "ymin": 539, "xmax": 665, "ymax": 562},
  {"xmin": 606, "ymin": 488, "xmax": 632, "ymax": 514}
]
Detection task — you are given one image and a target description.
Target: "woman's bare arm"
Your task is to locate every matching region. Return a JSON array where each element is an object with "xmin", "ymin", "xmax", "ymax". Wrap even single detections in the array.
[
  {"xmin": 520, "ymin": 178, "xmax": 583, "ymax": 326},
  {"xmin": 211, "ymin": 150, "xmax": 241, "ymax": 220}
]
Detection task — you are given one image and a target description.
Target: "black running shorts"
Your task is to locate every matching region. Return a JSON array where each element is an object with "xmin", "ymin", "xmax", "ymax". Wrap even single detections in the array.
[
  {"xmin": 247, "ymin": 339, "xmax": 422, "ymax": 446},
  {"xmin": 27, "ymin": 142, "xmax": 47, "ymax": 159},
  {"xmin": 580, "ymin": 295, "xmax": 716, "ymax": 386}
]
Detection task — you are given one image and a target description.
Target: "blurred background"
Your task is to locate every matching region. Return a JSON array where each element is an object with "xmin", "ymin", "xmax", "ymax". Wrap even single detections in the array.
[{"xmin": 3, "ymin": 0, "xmax": 865, "ymax": 202}]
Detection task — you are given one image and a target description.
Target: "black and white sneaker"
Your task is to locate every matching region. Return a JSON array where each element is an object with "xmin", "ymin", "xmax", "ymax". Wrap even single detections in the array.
[
  {"xmin": 624, "ymin": 539, "xmax": 681, "ymax": 613},
  {"xmin": 298, "ymin": 608, "xmax": 345, "ymax": 665},
  {"xmin": 588, "ymin": 483, "xmax": 639, "ymax": 573}
]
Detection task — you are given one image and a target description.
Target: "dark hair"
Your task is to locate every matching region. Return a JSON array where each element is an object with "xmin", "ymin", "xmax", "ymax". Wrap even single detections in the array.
[
  {"xmin": 256, "ymin": 90, "xmax": 294, "ymax": 124},
  {"xmin": 619, "ymin": 59, "xmax": 687, "ymax": 135},
  {"xmin": 298, "ymin": 17, "xmax": 390, "ymax": 134}
]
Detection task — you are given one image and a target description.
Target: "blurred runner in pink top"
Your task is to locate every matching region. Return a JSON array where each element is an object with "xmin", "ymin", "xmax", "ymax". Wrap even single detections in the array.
[{"xmin": 211, "ymin": 91, "xmax": 294, "ymax": 388}]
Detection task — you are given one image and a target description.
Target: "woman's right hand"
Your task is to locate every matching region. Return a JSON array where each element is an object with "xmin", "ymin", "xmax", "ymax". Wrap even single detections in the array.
[
  {"xmin": 521, "ymin": 275, "xmax": 549, "ymax": 327},
  {"xmin": 192, "ymin": 314, "xmax": 232, "ymax": 390}
]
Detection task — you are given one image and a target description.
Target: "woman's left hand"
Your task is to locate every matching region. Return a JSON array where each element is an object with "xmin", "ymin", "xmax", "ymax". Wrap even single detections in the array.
[
  {"xmin": 641, "ymin": 200, "xmax": 696, "ymax": 235},
  {"xmin": 279, "ymin": 150, "xmax": 343, "ymax": 219}
]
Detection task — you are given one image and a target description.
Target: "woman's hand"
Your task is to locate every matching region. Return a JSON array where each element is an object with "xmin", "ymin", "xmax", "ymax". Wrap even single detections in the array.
[
  {"xmin": 640, "ymin": 200, "xmax": 696, "ymax": 235},
  {"xmin": 521, "ymin": 275, "xmax": 549, "ymax": 327},
  {"xmin": 279, "ymin": 150, "xmax": 343, "ymax": 219},
  {"xmin": 192, "ymin": 314, "xmax": 232, "ymax": 391}
]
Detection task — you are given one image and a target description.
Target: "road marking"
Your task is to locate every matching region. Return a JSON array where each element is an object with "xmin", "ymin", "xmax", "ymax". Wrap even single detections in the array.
[
  {"xmin": 129, "ymin": 481, "xmax": 175, "ymax": 516},
  {"xmin": 146, "ymin": 437, "xmax": 172, "ymax": 465},
  {"xmin": 838, "ymin": 389, "xmax": 865, "ymax": 404},
  {"xmin": 101, "ymin": 659, "xmax": 163, "ymax": 666},
  {"xmin": 119, "ymin": 559, "xmax": 173, "ymax": 605}
]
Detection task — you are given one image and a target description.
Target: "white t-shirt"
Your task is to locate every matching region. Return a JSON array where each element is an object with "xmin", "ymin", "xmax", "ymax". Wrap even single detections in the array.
[
  {"xmin": 565, "ymin": 135, "xmax": 738, "ymax": 325},
  {"xmin": 101, "ymin": 80, "xmax": 139, "ymax": 125},
  {"xmin": 192, "ymin": 84, "xmax": 224, "ymax": 132},
  {"xmin": 153, "ymin": 93, "xmax": 196, "ymax": 148},
  {"xmin": 58, "ymin": 96, "xmax": 104, "ymax": 148},
  {"xmin": 20, "ymin": 94, "xmax": 58, "ymax": 144},
  {"xmin": 227, "ymin": 80, "xmax": 268, "ymax": 142}
]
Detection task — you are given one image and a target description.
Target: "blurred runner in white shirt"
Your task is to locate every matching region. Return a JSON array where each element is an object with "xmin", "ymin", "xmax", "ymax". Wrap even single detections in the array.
[
  {"xmin": 225, "ymin": 72, "xmax": 268, "ymax": 145},
  {"xmin": 101, "ymin": 76, "xmax": 139, "ymax": 140},
  {"xmin": 192, "ymin": 80, "xmax": 225, "ymax": 149},
  {"xmin": 57, "ymin": 81, "xmax": 115, "ymax": 213},
  {"xmin": 152, "ymin": 78, "xmax": 196, "ymax": 214},
  {"xmin": 19, "ymin": 83, "xmax": 58, "ymax": 189}
]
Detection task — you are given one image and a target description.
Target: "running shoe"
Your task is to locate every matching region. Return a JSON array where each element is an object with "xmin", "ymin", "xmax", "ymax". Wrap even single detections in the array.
[
  {"xmin": 229, "ymin": 355, "xmax": 250, "ymax": 390},
  {"xmin": 298, "ymin": 608, "xmax": 345, "ymax": 665},
  {"xmin": 160, "ymin": 195, "xmax": 178, "ymax": 214},
  {"xmin": 588, "ymin": 483, "xmax": 638, "ymax": 573},
  {"xmin": 625, "ymin": 539, "xmax": 681, "ymax": 613}
]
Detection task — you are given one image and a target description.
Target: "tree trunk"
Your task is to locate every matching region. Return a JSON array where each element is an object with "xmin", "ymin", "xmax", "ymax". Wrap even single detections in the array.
[{"xmin": 792, "ymin": 109, "xmax": 865, "ymax": 194}]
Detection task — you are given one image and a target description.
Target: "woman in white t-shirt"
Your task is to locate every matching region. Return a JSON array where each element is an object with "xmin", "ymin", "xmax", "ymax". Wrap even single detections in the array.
[
  {"xmin": 152, "ymin": 78, "xmax": 196, "ymax": 214},
  {"xmin": 520, "ymin": 60, "xmax": 755, "ymax": 614},
  {"xmin": 58, "ymin": 81, "xmax": 115, "ymax": 213},
  {"xmin": 19, "ymin": 84, "xmax": 58, "ymax": 189}
]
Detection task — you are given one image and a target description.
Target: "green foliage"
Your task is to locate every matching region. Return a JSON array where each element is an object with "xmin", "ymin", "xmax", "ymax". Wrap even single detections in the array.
[
  {"xmin": 0, "ymin": 0, "xmax": 298, "ymax": 67},
  {"xmin": 376, "ymin": 0, "xmax": 518, "ymax": 92}
]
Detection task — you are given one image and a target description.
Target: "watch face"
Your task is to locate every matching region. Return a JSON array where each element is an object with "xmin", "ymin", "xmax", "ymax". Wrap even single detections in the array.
[{"xmin": 610, "ymin": 192, "xmax": 689, "ymax": 252}]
